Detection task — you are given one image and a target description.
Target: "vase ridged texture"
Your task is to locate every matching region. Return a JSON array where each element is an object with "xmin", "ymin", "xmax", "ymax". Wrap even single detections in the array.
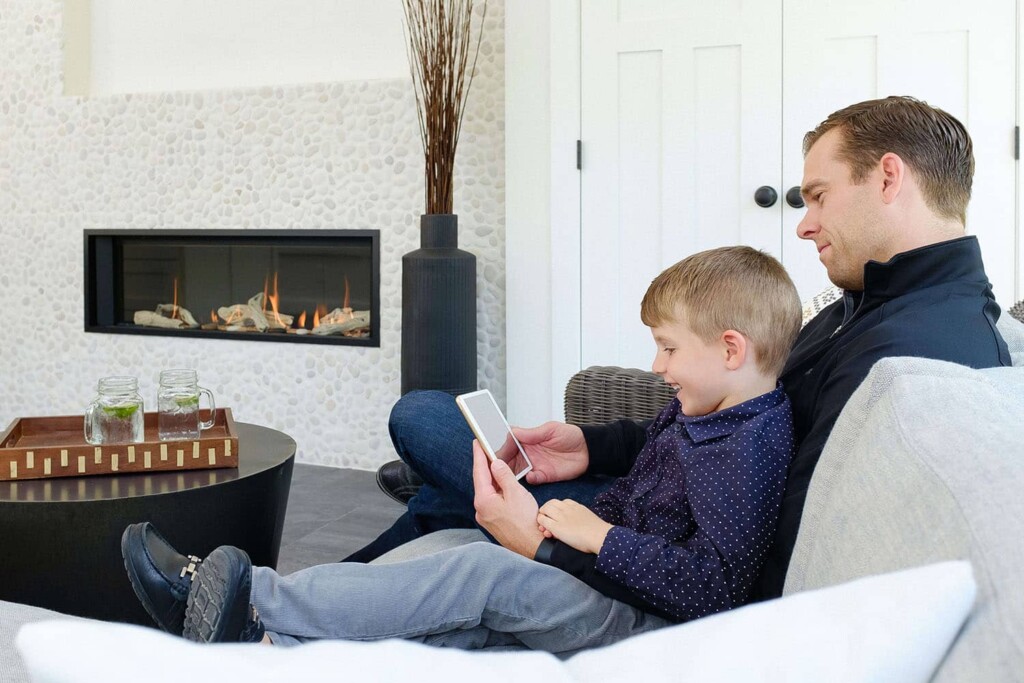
[{"xmin": 401, "ymin": 214, "xmax": 477, "ymax": 395}]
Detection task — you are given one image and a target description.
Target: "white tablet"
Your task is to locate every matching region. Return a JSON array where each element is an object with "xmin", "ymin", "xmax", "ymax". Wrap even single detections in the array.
[{"xmin": 455, "ymin": 389, "xmax": 533, "ymax": 481}]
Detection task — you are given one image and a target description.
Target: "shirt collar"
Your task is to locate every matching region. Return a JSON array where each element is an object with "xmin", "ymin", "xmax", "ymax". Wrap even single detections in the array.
[
  {"xmin": 858, "ymin": 235, "xmax": 987, "ymax": 300},
  {"xmin": 677, "ymin": 383, "xmax": 787, "ymax": 444}
]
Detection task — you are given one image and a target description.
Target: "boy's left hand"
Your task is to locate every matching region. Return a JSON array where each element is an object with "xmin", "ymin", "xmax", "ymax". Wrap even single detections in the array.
[{"xmin": 537, "ymin": 499, "xmax": 614, "ymax": 555}]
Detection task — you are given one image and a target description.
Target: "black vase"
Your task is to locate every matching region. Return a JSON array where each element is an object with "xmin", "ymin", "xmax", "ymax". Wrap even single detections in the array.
[{"xmin": 401, "ymin": 214, "xmax": 477, "ymax": 395}]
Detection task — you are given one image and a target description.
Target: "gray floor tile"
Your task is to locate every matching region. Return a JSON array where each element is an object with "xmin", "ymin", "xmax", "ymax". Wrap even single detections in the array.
[
  {"xmin": 281, "ymin": 516, "xmax": 337, "ymax": 544},
  {"xmin": 277, "ymin": 464, "xmax": 406, "ymax": 574},
  {"xmin": 276, "ymin": 540, "xmax": 345, "ymax": 575}
]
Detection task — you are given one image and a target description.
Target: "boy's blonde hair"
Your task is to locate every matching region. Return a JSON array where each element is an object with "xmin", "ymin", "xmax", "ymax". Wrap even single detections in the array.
[{"xmin": 640, "ymin": 246, "xmax": 801, "ymax": 376}]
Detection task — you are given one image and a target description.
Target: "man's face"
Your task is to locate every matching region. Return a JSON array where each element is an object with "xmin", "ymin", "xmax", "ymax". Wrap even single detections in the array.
[
  {"xmin": 649, "ymin": 319, "xmax": 730, "ymax": 417},
  {"xmin": 797, "ymin": 129, "xmax": 890, "ymax": 291}
]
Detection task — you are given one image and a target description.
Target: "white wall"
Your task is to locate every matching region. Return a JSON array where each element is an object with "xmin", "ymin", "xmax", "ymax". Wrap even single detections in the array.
[
  {"xmin": 505, "ymin": 0, "xmax": 580, "ymax": 425},
  {"xmin": 87, "ymin": 0, "xmax": 408, "ymax": 95},
  {"xmin": 504, "ymin": 2, "xmax": 551, "ymax": 426},
  {"xmin": 0, "ymin": 0, "xmax": 506, "ymax": 471}
]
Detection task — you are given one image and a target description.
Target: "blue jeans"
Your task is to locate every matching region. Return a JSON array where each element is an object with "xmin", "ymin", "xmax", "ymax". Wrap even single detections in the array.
[
  {"xmin": 257, "ymin": 542, "xmax": 669, "ymax": 652},
  {"xmin": 345, "ymin": 391, "xmax": 614, "ymax": 562}
]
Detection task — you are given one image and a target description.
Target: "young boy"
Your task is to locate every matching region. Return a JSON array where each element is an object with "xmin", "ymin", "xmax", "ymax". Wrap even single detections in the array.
[{"xmin": 122, "ymin": 245, "xmax": 802, "ymax": 653}]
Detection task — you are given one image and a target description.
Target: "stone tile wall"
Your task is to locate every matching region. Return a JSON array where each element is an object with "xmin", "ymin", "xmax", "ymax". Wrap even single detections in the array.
[{"xmin": 0, "ymin": 0, "xmax": 505, "ymax": 469}]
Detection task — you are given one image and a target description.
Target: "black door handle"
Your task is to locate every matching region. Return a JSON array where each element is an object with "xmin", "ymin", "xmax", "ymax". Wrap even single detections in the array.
[
  {"xmin": 754, "ymin": 186, "xmax": 778, "ymax": 208},
  {"xmin": 786, "ymin": 186, "xmax": 804, "ymax": 209}
]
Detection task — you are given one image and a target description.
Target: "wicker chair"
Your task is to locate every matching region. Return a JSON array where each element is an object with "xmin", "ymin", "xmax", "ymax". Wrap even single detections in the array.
[
  {"xmin": 564, "ymin": 290, "xmax": 1024, "ymax": 426},
  {"xmin": 564, "ymin": 366, "xmax": 677, "ymax": 425}
]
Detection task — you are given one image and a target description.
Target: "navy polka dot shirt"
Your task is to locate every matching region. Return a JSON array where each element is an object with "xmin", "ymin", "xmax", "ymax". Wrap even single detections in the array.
[{"xmin": 537, "ymin": 384, "xmax": 794, "ymax": 623}]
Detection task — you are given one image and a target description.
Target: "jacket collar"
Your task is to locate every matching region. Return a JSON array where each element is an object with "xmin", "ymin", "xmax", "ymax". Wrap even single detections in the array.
[{"xmin": 858, "ymin": 235, "xmax": 987, "ymax": 300}]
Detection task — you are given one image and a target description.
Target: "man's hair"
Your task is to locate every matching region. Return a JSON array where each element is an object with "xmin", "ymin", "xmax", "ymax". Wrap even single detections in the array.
[
  {"xmin": 803, "ymin": 96, "xmax": 973, "ymax": 223},
  {"xmin": 640, "ymin": 246, "xmax": 801, "ymax": 377}
]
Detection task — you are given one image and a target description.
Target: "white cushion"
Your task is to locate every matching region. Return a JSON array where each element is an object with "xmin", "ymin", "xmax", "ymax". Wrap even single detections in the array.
[
  {"xmin": 568, "ymin": 561, "xmax": 974, "ymax": 683},
  {"xmin": 16, "ymin": 560, "xmax": 973, "ymax": 683}
]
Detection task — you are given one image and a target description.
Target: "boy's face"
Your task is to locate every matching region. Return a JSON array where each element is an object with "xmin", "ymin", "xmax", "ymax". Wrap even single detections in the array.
[{"xmin": 649, "ymin": 319, "xmax": 730, "ymax": 417}]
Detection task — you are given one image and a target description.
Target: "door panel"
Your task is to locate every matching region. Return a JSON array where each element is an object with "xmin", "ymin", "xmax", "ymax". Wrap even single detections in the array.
[{"xmin": 581, "ymin": 0, "xmax": 782, "ymax": 370}]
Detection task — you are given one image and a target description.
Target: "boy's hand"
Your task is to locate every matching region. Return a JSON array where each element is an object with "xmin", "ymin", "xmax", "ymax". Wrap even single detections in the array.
[
  {"xmin": 537, "ymin": 499, "xmax": 614, "ymax": 555},
  {"xmin": 513, "ymin": 422, "xmax": 589, "ymax": 485},
  {"xmin": 472, "ymin": 442, "xmax": 545, "ymax": 558}
]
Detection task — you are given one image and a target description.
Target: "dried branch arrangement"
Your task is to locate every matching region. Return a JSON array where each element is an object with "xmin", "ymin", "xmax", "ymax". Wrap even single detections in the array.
[{"xmin": 402, "ymin": 0, "xmax": 487, "ymax": 214}]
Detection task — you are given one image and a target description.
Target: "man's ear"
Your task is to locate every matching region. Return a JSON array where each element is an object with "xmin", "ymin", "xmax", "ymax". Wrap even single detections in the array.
[
  {"xmin": 879, "ymin": 152, "xmax": 906, "ymax": 204},
  {"xmin": 721, "ymin": 330, "xmax": 747, "ymax": 370}
]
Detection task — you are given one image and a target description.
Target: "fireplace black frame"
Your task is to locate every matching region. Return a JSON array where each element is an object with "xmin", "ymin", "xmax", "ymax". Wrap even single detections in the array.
[{"xmin": 84, "ymin": 229, "xmax": 380, "ymax": 347}]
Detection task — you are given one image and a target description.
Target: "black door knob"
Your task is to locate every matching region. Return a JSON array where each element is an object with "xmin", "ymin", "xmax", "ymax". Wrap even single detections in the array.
[
  {"xmin": 754, "ymin": 186, "xmax": 778, "ymax": 208},
  {"xmin": 786, "ymin": 186, "xmax": 804, "ymax": 209}
]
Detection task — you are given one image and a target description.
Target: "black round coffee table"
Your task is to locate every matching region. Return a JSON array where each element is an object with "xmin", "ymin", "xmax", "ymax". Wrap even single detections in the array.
[{"xmin": 0, "ymin": 422, "xmax": 294, "ymax": 625}]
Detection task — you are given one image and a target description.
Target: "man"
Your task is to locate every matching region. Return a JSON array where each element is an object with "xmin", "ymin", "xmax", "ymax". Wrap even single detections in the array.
[{"xmin": 356, "ymin": 96, "xmax": 1011, "ymax": 600}]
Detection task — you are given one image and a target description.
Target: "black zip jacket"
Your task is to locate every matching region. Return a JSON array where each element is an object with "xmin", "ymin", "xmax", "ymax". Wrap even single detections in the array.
[{"xmin": 571, "ymin": 236, "xmax": 1010, "ymax": 603}]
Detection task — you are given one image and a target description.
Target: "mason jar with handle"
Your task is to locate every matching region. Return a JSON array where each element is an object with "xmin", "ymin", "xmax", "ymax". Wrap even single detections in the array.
[
  {"xmin": 84, "ymin": 376, "xmax": 145, "ymax": 445},
  {"xmin": 157, "ymin": 369, "xmax": 216, "ymax": 441}
]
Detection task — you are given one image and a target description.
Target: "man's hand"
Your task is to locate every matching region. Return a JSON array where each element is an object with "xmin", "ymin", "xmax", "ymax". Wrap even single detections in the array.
[
  {"xmin": 537, "ymin": 499, "xmax": 614, "ymax": 555},
  {"xmin": 472, "ymin": 442, "xmax": 545, "ymax": 558},
  {"xmin": 513, "ymin": 422, "xmax": 589, "ymax": 486}
]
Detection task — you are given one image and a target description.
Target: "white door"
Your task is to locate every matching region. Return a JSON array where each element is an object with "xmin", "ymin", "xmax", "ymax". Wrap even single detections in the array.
[
  {"xmin": 580, "ymin": 0, "xmax": 783, "ymax": 371},
  {"xmin": 781, "ymin": 0, "xmax": 1018, "ymax": 302},
  {"xmin": 577, "ymin": 1, "xmax": 1017, "ymax": 376}
]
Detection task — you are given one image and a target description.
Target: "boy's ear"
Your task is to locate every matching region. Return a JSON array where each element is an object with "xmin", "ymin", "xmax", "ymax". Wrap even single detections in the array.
[{"xmin": 721, "ymin": 330, "xmax": 746, "ymax": 370}]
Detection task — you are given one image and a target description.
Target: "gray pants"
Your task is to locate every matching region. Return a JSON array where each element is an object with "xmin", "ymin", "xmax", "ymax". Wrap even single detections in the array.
[{"xmin": 253, "ymin": 542, "xmax": 670, "ymax": 653}]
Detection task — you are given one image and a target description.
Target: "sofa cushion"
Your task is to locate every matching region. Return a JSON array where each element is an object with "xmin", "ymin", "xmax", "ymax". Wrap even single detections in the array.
[
  {"xmin": 785, "ymin": 357, "xmax": 1024, "ymax": 682},
  {"xmin": 0, "ymin": 600, "xmax": 81, "ymax": 683},
  {"xmin": 997, "ymin": 312, "xmax": 1024, "ymax": 364},
  {"xmin": 15, "ymin": 560, "xmax": 974, "ymax": 683}
]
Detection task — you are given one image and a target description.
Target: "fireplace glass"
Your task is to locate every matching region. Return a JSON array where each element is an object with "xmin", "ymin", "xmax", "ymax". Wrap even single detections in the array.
[{"xmin": 85, "ymin": 230, "xmax": 379, "ymax": 346}]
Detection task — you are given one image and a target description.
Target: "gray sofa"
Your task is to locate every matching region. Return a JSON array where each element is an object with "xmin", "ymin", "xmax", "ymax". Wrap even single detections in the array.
[{"xmin": 4, "ymin": 313, "xmax": 1024, "ymax": 682}]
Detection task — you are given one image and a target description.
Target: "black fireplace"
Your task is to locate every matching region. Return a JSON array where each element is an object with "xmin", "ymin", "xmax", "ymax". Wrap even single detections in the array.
[{"xmin": 84, "ymin": 230, "xmax": 380, "ymax": 346}]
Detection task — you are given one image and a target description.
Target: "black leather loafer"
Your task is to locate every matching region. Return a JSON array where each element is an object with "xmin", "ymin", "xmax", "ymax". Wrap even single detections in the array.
[
  {"xmin": 376, "ymin": 460, "xmax": 424, "ymax": 505},
  {"xmin": 184, "ymin": 545, "xmax": 264, "ymax": 643},
  {"xmin": 121, "ymin": 522, "xmax": 202, "ymax": 634}
]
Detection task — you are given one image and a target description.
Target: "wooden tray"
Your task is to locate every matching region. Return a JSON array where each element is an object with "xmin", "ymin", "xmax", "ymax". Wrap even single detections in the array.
[{"xmin": 0, "ymin": 408, "xmax": 239, "ymax": 481}]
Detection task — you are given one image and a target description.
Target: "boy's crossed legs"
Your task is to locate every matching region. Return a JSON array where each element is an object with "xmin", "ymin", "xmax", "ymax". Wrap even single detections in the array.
[
  {"xmin": 255, "ymin": 542, "xmax": 669, "ymax": 651},
  {"xmin": 123, "ymin": 525, "xmax": 670, "ymax": 654}
]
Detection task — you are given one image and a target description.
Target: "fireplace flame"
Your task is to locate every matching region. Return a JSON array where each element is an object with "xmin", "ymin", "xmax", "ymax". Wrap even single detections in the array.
[
  {"xmin": 171, "ymin": 277, "xmax": 180, "ymax": 320},
  {"xmin": 134, "ymin": 269, "xmax": 369, "ymax": 338},
  {"xmin": 267, "ymin": 272, "xmax": 286, "ymax": 327}
]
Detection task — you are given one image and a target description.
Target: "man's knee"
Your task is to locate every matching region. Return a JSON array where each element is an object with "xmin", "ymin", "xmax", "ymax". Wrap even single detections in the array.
[
  {"xmin": 388, "ymin": 390, "xmax": 458, "ymax": 464},
  {"xmin": 390, "ymin": 390, "xmax": 453, "ymax": 427}
]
